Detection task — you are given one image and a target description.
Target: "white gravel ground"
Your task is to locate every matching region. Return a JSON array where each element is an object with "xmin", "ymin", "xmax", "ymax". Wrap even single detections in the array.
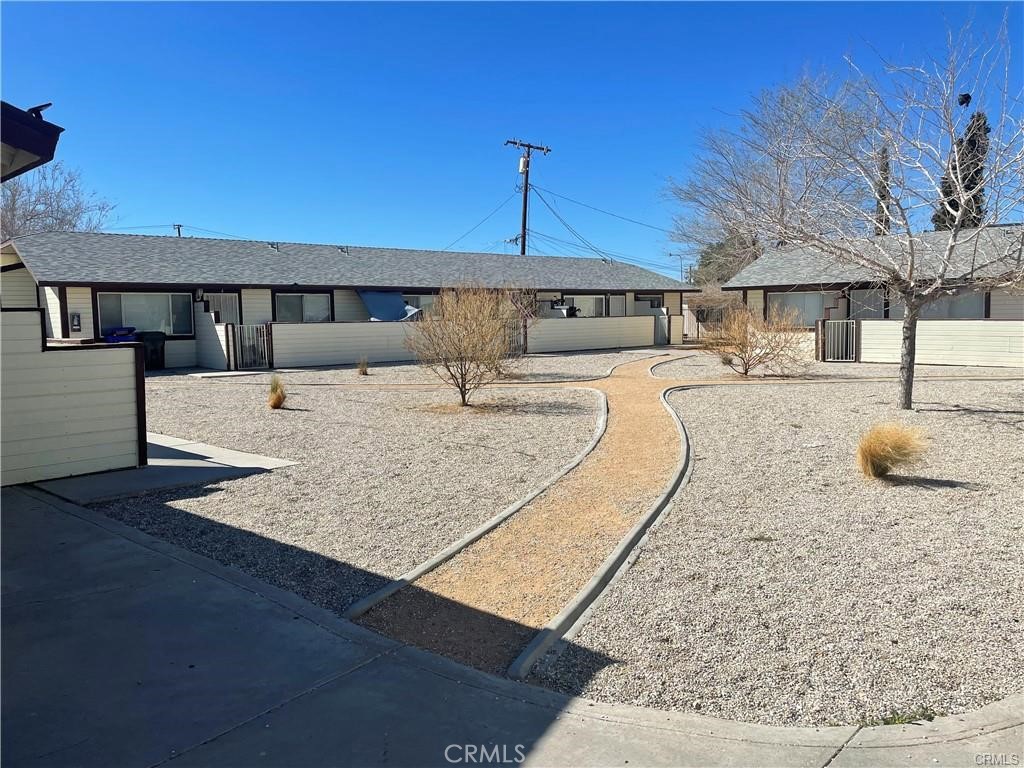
[
  {"xmin": 97, "ymin": 379, "xmax": 600, "ymax": 613},
  {"xmin": 654, "ymin": 350, "xmax": 1022, "ymax": 382},
  {"xmin": 538, "ymin": 376, "xmax": 1024, "ymax": 726},
  {"xmin": 181, "ymin": 349, "xmax": 666, "ymax": 387}
]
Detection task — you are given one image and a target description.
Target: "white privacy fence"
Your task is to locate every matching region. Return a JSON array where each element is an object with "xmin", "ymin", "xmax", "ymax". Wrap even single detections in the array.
[
  {"xmin": 1, "ymin": 309, "xmax": 146, "ymax": 485},
  {"xmin": 270, "ymin": 321, "xmax": 417, "ymax": 367},
  {"xmin": 526, "ymin": 316, "xmax": 655, "ymax": 354},
  {"xmin": 858, "ymin": 320, "xmax": 1023, "ymax": 368}
]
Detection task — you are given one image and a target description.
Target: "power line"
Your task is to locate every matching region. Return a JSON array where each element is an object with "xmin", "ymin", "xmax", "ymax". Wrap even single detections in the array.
[
  {"xmin": 528, "ymin": 228, "xmax": 677, "ymax": 269},
  {"xmin": 532, "ymin": 187, "xmax": 613, "ymax": 263},
  {"xmin": 532, "ymin": 185, "xmax": 673, "ymax": 234},
  {"xmin": 441, "ymin": 193, "xmax": 518, "ymax": 251}
]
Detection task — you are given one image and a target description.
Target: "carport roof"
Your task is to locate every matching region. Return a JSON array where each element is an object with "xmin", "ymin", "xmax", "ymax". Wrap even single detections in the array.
[{"xmin": 6, "ymin": 231, "xmax": 695, "ymax": 292}]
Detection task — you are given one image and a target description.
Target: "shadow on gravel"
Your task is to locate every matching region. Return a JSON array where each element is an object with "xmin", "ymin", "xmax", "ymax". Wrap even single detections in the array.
[
  {"xmin": 882, "ymin": 475, "xmax": 983, "ymax": 491},
  {"xmin": 90, "ymin": 482, "xmax": 616, "ymax": 678}
]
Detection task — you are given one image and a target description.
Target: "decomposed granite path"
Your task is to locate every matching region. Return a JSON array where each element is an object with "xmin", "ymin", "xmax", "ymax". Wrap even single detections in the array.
[
  {"xmin": 357, "ymin": 352, "xmax": 1024, "ymax": 675},
  {"xmin": 359, "ymin": 354, "xmax": 681, "ymax": 672}
]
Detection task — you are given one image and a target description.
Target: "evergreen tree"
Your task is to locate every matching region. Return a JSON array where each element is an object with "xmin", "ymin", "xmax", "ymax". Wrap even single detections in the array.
[
  {"xmin": 874, "ymin": 146, "xmax": 892, "ymax": 235},
  {"xmin": 933, "ymin": 109, "xmax": 991, "ymax": 230}
]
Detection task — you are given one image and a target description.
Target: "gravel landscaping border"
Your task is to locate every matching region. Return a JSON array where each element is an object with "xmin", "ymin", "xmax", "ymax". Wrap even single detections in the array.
[{"xmin": 536, "ymin": 376, "xmax": 1024, "ymax": 726}]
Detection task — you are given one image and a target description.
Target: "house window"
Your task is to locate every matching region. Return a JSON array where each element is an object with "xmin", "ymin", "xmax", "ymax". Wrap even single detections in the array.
[
  {"xmin": 563, "ymin": 295, "xmax": 606, "ymax": 317},
  {"xmin": 635, "ymin": 294, "xmax": 663, "ymax": 309},
  {"xmin": 403, "ymin": 295, "xmax": 435, "ymax": 312},
  {"xmin": 848, "ymin": 289, "xmax": 885, "ymax": 319},
  {"xmin": 276, "ymin": 293, "xmax": 331, "ymax": 323},
  {"xmin": 98, "ymin": 292, "xmax": 193, "ymax": 336},
  {"xmin": 890, "ymin": 291, "xmax": 986, "ymax": 320},
  {"xmin": 766, "ymin": 291, "xmax": 824, "ymax": 326}
]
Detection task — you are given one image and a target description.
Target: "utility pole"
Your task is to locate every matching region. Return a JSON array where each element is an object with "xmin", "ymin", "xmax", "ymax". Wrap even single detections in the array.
[
  {"xmin": 505, "ymin": 138, "xmax": 551, "ymax": 255},
  {"xmin": 173, "ymin": 224, "xmax": 183, "ymax": 237}
]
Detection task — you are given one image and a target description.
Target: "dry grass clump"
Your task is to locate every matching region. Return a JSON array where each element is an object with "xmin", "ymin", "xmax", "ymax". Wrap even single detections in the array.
[
  {"xmin": 357, "ymin": 356, "xmax": 369, "ymax": 376},
  {"xmin": 268, "ymin": 374, "xmax": 286, "ymax": 409},
  {"xmin": 857, "ymin": 422, "xmax": 926, "ymax": 478}
]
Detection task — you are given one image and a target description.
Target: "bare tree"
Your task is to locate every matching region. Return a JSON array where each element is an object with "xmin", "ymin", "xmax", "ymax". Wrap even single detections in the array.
[
  {"xmin": 405, "ymin": 285, "xmax": 534, "ymax": 406},
  {"xmin": 1, "ymin": 162, "xmax": 114, "ymax": 239},
  {"xmin": 707, "ymin": 305, "xmax": 812, "ymax": 377},
  {"xmin": 672, "ymin": 20, "xmax": 1024, "ymax": 408}
]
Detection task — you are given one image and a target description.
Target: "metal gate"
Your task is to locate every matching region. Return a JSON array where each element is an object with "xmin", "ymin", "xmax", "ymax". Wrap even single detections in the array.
[
  {"xmin": 654, "ymin": 315, "xmax": 669, "ymax": 345},
  {"xmin": 234, "ymin": 324, "xmax": 269, "ymax": 369},
  {"xmin": 823, "ymin": 320, "xmax": 857, "ymax": 362}
]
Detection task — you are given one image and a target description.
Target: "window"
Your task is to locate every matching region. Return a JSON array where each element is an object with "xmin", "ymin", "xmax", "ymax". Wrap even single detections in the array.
[
  {"xmin": 891, "ymin": 291, "xmax": 986, "ymax": 320},
  {"xmin": 635, "ymin": 294, "xmax": 663, "ymax": 309},
  {"xmin": 98, "ymin": 292, "xmax": 193, "ymax": 336},
  {"xmin": 275, "ymin": 293, "xmax": 331, "ymax": 323},
  {"xmin": 848, "ymin": 289, "xmax": 885, "ymax": 319},
  {"xmin": 403, "ymin": 295, "xmax": 435, "ymax": 312},
  {"xmin": 563, "ymin": 295, "xmax": 606, "ymax": 317},
  {"xmin": 766, "ymin": 291, "xmax": 824, "ymax": 326}
]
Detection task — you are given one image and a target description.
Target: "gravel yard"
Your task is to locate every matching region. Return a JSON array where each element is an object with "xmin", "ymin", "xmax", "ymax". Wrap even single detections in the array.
[
  {"xmin": 96, "ymin": 377, "xmax": 600, "ymax": 614},
  {"xmin": 204, "ymin": 348, "xmax": 665, "ymax": 387},
  {"xmin": 654, "ymin": 350, "xmax": 1022, "ymax": 382},
  {"xmin": 538, "ymin": 377, "xmax": 1024, "ymax": 726}
]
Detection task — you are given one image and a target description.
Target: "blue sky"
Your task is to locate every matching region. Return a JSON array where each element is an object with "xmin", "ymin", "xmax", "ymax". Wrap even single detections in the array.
[{"xmin": 2, "ymin": 2, "xmax": 1019, "ymax": 277}]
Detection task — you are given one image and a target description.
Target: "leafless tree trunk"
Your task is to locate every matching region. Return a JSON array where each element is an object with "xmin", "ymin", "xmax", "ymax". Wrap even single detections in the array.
[
  {"xmin": 670, "ymin": 18, "xmax": 1024, "ymax": 408},
  {"xmin": 1, "ymin": 162, "xmax": 114, "ymax": 239}
]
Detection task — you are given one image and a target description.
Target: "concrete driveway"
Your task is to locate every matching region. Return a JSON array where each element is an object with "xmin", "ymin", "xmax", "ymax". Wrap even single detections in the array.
[{"xmin": 2, "ymin": 487, "xmax": 1019, "ymax": 768}]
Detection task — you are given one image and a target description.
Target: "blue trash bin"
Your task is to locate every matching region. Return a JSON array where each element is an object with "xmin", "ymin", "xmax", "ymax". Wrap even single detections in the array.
[{"xmin": 103, "ymin": 327, "xmax": 137, "ymax": 343}]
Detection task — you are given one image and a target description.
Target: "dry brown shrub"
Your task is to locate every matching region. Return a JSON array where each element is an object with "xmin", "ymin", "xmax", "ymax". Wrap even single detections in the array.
[
  {"xmin": 357, "ymin": 356, "xmax": 369, "ymax": 375},
  {"xmin": 268, "ymin": 374, "xmax": 286, "ymax": 409},
  {"xmin": 706, "ymin": 306, "xmax": 812, "ymax": 376},
  {"xmin": 857, "ymin": 423, "xmax": 926, "ymax": 478},
  {"xmin": 405, "ymin": 284, "xmax": 534, "ymax": 406}
]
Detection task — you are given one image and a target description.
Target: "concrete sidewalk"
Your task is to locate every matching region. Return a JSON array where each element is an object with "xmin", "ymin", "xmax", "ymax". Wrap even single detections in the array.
[{"xmin": 1, "ymin": 486, "xmax": 1019, "ymax": 768}]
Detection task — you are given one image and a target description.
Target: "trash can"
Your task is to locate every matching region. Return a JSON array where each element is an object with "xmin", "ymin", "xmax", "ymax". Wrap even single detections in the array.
[
  {"xmin": 135, "ymin": 331, "xmax": 167, "ymax": 370},
  {"xmin": 103, "ymin": 326, "xmax": 137, "ymax": 344}
]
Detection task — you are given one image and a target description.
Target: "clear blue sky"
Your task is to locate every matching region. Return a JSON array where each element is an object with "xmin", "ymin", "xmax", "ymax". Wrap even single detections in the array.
[{"xmin": 2, "ymin": 2, "xmax": 1019, "ymax": 277}]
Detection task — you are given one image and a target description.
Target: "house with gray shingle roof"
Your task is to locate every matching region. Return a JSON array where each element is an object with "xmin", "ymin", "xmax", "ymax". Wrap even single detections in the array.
[
  {"xmin": 721, "ymin": 225, "xmax": 1023, "ymax": 325},
  {"xmin": 0, "ymin": 231, "xmax": 695, "ymax": 367}
]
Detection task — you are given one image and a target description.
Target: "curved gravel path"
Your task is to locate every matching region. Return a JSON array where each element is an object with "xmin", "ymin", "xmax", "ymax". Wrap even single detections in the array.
[{"xmin": 537, "ymin": 376, "xmax": 1024, "ymax": 726}]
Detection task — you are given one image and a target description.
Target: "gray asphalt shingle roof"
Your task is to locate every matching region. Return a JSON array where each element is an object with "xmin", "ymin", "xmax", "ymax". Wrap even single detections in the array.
[
  {"xmin": 722, "ymin": 225, "xmax": 1023, "ymax": 289},
  {"xmin": 6, "ymin": 231, "xmax": 693, "ymax": 292}
]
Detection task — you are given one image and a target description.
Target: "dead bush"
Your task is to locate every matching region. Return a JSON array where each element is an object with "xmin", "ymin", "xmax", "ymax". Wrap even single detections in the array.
[
  {"xmin": 706, "ymin": 306, "xmax": 812, "ymax": 376},
  {"xmin": 857, "ymin": 423, "xmax": 926, "ymax": 479},
  {"xmin": 268, "ymin": 374, "xmax": 286, "ymax": 409},
  {"xmin": 357, "ymin": 356, "xmax": 369, "ymax": 376},
  {"xmin": 405, "ymin": 284, "xmax": 533, "ymax": 406}
]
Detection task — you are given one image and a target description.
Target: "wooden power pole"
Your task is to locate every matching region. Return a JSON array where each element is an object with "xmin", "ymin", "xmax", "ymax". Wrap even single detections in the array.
[{"xmin": 504, "ymin": 138, "xmax": 551, "ymax": 255}]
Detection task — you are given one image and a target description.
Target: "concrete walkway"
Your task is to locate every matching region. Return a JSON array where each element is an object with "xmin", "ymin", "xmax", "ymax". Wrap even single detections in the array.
[
  {"xmin": 3, "ymin": 486, "xmax": 1019, "ymax": 768},
  {"xmin": 36, "ymin": 432, "xmax": 297, "ymax": 504}
]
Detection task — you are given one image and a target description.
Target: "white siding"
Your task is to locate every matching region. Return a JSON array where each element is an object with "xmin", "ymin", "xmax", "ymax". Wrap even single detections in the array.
[
  {"xmin": 859, "ymin": 320, "xmax": 1024, "ymax": 368},
  {"xmin": 66, "ymin": 286, "xmax": 94, "ymax": 338},
  {"xmin": 0, "ymin": 267, "xmax": 38, "ymax": 308},
  {"xmin": 1, "ymin": 310, "xmax": 141, "ymax": 485},
  {"xmin": 271, "ymin": 322, "xmax": 417, "ymax": 367},
  {"xmin": 164, "ymin": 339, "xmax": 197, "ymax": 368},
  {"xmin": 195, "ymin": 305, "xmax": 230, "ymax": 370},
  {"xmin": 333, "ymin": 289, "xmax": 370, "ymax": 322},
  {"xmin": 664, "ymin": 292, "xmax": 682, "ymax": 316},
  {"xmin": 241, "ymin": 289, "xmax": 273, "ymax": 324},
  {"xmin": 528, "ymin": 316, "xmax": 654, "ymax": 353},
  {"xmin": 990, "ymin": 289, "xmax": 1024, "ymax": 320},
  {"xmin": 40, "ymin": 287, "xmax": 60, "ymax": 337},
  {"xmin": 746, "ymin": 289, "xmax": 764, "ymax": 317}
]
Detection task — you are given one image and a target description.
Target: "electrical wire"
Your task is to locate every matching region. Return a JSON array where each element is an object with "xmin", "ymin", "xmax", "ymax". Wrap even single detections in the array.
[
  {"xmin": 531, "ymin": 185, "xmax": 673, "ymax": 234},
  {"xmin": 531, "ymin": 188, "xmax": 617, "ymax": 262},
  {"xmin": 441, "ymin": 193, "xmax": 518, "ymax": 251}
]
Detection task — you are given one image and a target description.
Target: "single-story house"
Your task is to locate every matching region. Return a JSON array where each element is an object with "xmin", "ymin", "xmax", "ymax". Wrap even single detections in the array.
[
  {"xmin": 1, "ymin": 231, "xmax": 695, "ymax": 367},
  {"xmin": 721, "ymin": 225, "xmax": 1023, "ymax": 366},
  {"xmin": 721, "ymin": 225, "xmax": 1023, "ymax": 324}
]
